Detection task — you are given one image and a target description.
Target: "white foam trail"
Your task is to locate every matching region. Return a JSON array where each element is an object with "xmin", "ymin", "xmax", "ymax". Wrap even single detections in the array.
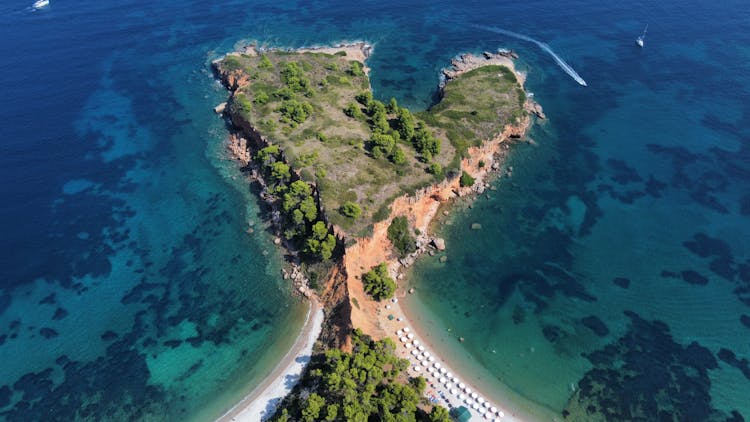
[{"xmin": 475, "ymin": 25, "xmax": 587, "ymax": 87}]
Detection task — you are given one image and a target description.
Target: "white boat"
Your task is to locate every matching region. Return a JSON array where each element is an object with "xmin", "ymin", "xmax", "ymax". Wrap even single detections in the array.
[
  {"xmin": 33, "ymin": 0, "xmax": 49, "ymax": 9},
  {"xmin": 636, "ymin": 24, "xmax": 648, "ymax": 47}
]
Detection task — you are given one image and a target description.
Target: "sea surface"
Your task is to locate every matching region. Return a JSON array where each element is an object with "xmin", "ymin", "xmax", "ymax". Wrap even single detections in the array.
[{"xmin": 1, "ymin": 0, "xmax": 749, "ymax": 420}]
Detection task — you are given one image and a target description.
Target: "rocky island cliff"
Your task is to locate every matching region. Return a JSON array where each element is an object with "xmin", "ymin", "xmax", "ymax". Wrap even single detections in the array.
[{"xmin": 212, "ymin": 42, "xmax": 542, "ymax": 351}]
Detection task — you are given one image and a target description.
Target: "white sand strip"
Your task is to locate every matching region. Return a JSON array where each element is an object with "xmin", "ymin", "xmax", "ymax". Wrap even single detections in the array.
[
  {"xmin": 216, "ymin": 299, "xmax": 324, "ymax": 422},
  {"xmin": 388, "ymin": 300, "xmax": 524, "ymax": 422}
]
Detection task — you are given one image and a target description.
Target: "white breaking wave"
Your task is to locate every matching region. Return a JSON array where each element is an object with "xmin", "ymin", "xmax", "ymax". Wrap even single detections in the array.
[{"xmin": 475, "ymin": 25, "xmax": 588, "ymax": 87}]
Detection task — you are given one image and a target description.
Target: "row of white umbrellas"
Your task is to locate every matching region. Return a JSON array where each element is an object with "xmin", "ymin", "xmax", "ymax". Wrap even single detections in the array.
[{"xmin": 399, "ymin": 327, "xmax": 507, "ymax": 419}]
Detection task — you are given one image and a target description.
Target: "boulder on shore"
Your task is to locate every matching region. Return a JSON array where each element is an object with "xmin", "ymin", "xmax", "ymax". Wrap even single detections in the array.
[{"xmin": 432, "ymin": 238, "xmax": 446, "ymax": 251}]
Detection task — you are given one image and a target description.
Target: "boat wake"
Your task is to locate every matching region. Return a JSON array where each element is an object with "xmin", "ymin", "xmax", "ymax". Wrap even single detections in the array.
[{"xmin": 474, "ymin": 25, "xmax": 587, "ymax": 87}]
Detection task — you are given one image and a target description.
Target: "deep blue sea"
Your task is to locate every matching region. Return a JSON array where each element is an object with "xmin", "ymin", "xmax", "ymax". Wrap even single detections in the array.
[{"xmin": 1, "ymin": 0, "xmax": 749, "ymax": 420}]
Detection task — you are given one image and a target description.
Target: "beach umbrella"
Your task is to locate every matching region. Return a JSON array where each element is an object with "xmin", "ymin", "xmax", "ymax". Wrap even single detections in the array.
[
  {"xmin": 483, "ymin": 401, "xmax": 491, "ymax": 408},
  {"xmin": 397, "ymin": 317, "xmax": 403, "ymax": 322},
  {"xmin": 450, "ymin": 388, "xmax": 457, "ymax": 395},
  {"xmin": 439, "ymin": 377, "xmax": 446, "ymax": 383},
  {"xmin": 428, "ymin": 356, "xmax": 435, "ymax": 362},
  {"xmin": 396, "ymin": 329, "xmax": 403, "ymax": 336},
  {"xmin": 405, "ymin": 343, "xmax": 412, "ymax": 349},
  {"xmin": 466, "ymin": 399, "xmax": 474, "ymax": 406},
  {"xmin": 446, "ymin": 383, "xmax": 453, "ymax": 390},
  {"xmin": 452, "ymin": 377, "xmax": 458, "ymax": 383},
  {"xmin": 440, "ymin": 368, "xmax": 447, "ymax": 374},
  {"xmin": 458, "ymin": 382, "xmax": 466, "ymax": 389},
  {"xmin": 413, "ymin": 366, "xmax": 422, "ymax": 372},
  {"xmin": 490, "ymin": 406, "xmax": 497, "ymax": 413},
  {"xmin": 479, "ymin": 408, "xmax": 486, "ymax": 415},
  {"xmin": 471, "ymin": 392, "xmax": 478, "ymax": 399},
  {"xmin": 423, "ymin": 351, "xmax": 431, "ymax": 357},
  {"xmin": 446, "ymin": 372, "xmax": 453, "ymax": 379},
  {"xmin": 498, "ymin": 411, "xmax": 505, "ymax": 417},
  {"xmin": 413, "ymin": 340, "xmax": 420, "ymax": 346},
  {"xmin": 478, "ymin": 397, "xmax": 485, "ymax": 405},
  {"xmin": 464, "ymin": 387, "xmax": 472, "ymax": 394},
  {"xmin": 400, "ymin": 336, "xmax": 408, "ymax": 342},
  {"xmin": 403, "ymin": 327, "xmax": 410, "ymax": 333},
  {"xmin": 411, "ymin": 349, "xmax": 419, "ymax": 356},
  {"xmin": 459, "ymin": 394, "xmax": 466, "ymax": 400},
  {"xmin": 472, "ymin": 403, "xmax": 480, "ymax": 410},
  {"xmin": 407, "ymin": 333, "xmax": 414, "ymax": 339},
  {"xmin": 434, "ymin": 362, "xmax": 441, "ymax": 369},
  {"xmin": 418, "ymin": 345, "xmax": 425, "ymax": 351}
]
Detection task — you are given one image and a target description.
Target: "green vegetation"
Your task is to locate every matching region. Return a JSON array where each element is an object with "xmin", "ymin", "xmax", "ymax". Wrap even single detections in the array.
[
  {"xmin": 362, "ymin": 263, "xmax": 397, "ymax": 301},
  {"xmin": 459, "ymin": 171, "xmax": 475, "ymax": 187},
  {"xmin": 387, "ymin": 216, "xmax": 416, "ymax": 257},
  {"xmin": 306, "ymin": 221, "xmax": 336, "ymax": 260},
  {"xmin": 271, "ymin": 330, "xmax": 447, "ymax": 421},
  {"xmin": 427, "ymin": 162, "xmax": 442, "ymax": 176},
  {"xmin": 253, "ymin": 145, "xmax": 336, "ymax": 260},
  {"xmin": 339, "ymin": 201, "xmax": 362, "ymax": 220},
  {"xmin": 278, "ymin": 99, "xmax": 313, "ymax": 126},
  {"xmin": 217, "ymin": 51, "xmax": 525, "ymax": 237}
]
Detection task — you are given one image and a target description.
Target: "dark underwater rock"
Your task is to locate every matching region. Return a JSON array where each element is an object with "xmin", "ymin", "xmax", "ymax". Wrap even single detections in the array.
[
  {"xmin": 52, "ymin": 307, "xmax": 68, "ymax": 320},
  {"xmin": 613, "ymin": 277, "xmax": 630, "ymax": 288},
  {"xmin": 581, "ymin": 315, "xmax": 609, "ymax": 337},
  {"xmin": 741, "ymin": 314, "xmax": 750, "ymax": 330},
  {"xmin": 681, "ymin": 270, "xmax": 709, "ymax": 285},
  {"xmin": 39, "ymin": 327, "xmax": 59, "ymax": 339},
  {"xmin": 100, "ymin": 331, "xmax": 118, "ymax": 341},
  {"xmin": 564, "ymin": 310, "xmax": 729, "ymax": 421}
]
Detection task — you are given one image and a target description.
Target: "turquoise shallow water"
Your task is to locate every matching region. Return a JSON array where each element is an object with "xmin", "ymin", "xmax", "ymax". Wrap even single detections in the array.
[
  {"xmin": 406, "ymin": 4, "xmax": 750, "ymax": 419},
  {"xmin": 2, "ymin": 0, "xmax": 749, "ymax": 420}
]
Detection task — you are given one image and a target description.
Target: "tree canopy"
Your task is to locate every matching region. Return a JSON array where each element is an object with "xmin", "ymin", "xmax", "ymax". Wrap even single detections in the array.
[
  {"xmin": 362, "ymin": 263, "xmax": 397, "ymax": 301},
  {"xmin": 271, "ymin": 330, "xmax": 447, "ymax": 422},
  {"xmin": 387, "ymin": 216, "xmax": 417, "ymax": 257}
]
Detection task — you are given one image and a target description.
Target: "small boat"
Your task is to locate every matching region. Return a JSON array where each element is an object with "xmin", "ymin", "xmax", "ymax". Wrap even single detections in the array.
[
  {"xmin": 32, "ymin": 0, "xmax": 49, "ymax": 9},
  {"xmin": 636, "ymin": 24, "xmax": 648, "ymax": 48}
]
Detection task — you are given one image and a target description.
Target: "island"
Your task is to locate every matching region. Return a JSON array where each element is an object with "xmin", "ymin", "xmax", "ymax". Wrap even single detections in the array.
[{"xmin": 212, "ymin": 42, "xmax": 541, "ymax": 421}]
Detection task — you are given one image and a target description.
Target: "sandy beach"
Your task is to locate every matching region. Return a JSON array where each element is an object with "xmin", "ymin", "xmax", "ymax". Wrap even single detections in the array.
[{"xmin": 216, "ymin": 299, "xmax": 324, "ymax": 422}]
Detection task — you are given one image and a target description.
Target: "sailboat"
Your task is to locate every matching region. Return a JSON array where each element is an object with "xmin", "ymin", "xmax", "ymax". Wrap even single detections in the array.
[
  {"xmin": 32, "ymin": 0, "xmax": 49, "ymax": 9},
  {"xmin": 636, "ymin": 24, "xmax": 648, "ymax": 48}
]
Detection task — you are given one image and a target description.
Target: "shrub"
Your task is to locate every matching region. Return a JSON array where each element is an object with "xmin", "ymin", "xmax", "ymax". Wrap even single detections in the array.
[
  {"xmin": 280, "ymin": 61, "xmax": 312, "ymax": 95},
  {"xmin": 270, "ymin": 161, "xmax": 290, "ymax": 184},
  {"xmin": 370, "ymin": 133, "xmax": 395, "ymax": 158},
  {"xmin": 305, "ymin": 221, "xmax": 336, "ymax": 260},
  {"xmin": 427, "ymin": 162, "xmax": 442, "ymax": 175},
  {"xmin": 258, "ymin": 54, "xmax": 273, "ymax": 69},
  {"xmin": 387, "ymin": 216, "xmax": 416, "ymax": 257},
  {"xmin": 233, "ymin": 93, "xmax": 253, "ymax": 114},
  {"xmin": 340, "ymin": 201, "xmax": 362, "ymax": 219},
  {"xmin": 254, "ymin": 91, "xmax": 270, "ymax": 105},
  {"xmin": 362, "ymin": 263, "xmax": 396, "ymax": 301},
  {"xmin": 387, "ymin": 97, "xmax": 398, "ymax": 113},
  {"xmin": 343, "ymin": 102, "xmax": 364, "ymax": 119},
  {"xmin": 460, "ymin": 170, "xmax": 475, "ymax": 187},
  {"xmin": 348, "ymin": 61, "xmax": 365, "ymax": 77},
  {"xmin": 395, "ymin": 107, "xmax": 415, "ymax": 140},
  {"xmin": 390, "ymin": 147, "xmax": 406, "ymax": 165},
  {"xmin": 355, "ymin": 91, "xmax": 373, "ymax": 107},
  {"xmin": 278, "ymin": 99, "xmax": 313, "ymax": 126},
  {"xmin": 413, "ymin": 125, "xmax": 440, "ymax": 158}
]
